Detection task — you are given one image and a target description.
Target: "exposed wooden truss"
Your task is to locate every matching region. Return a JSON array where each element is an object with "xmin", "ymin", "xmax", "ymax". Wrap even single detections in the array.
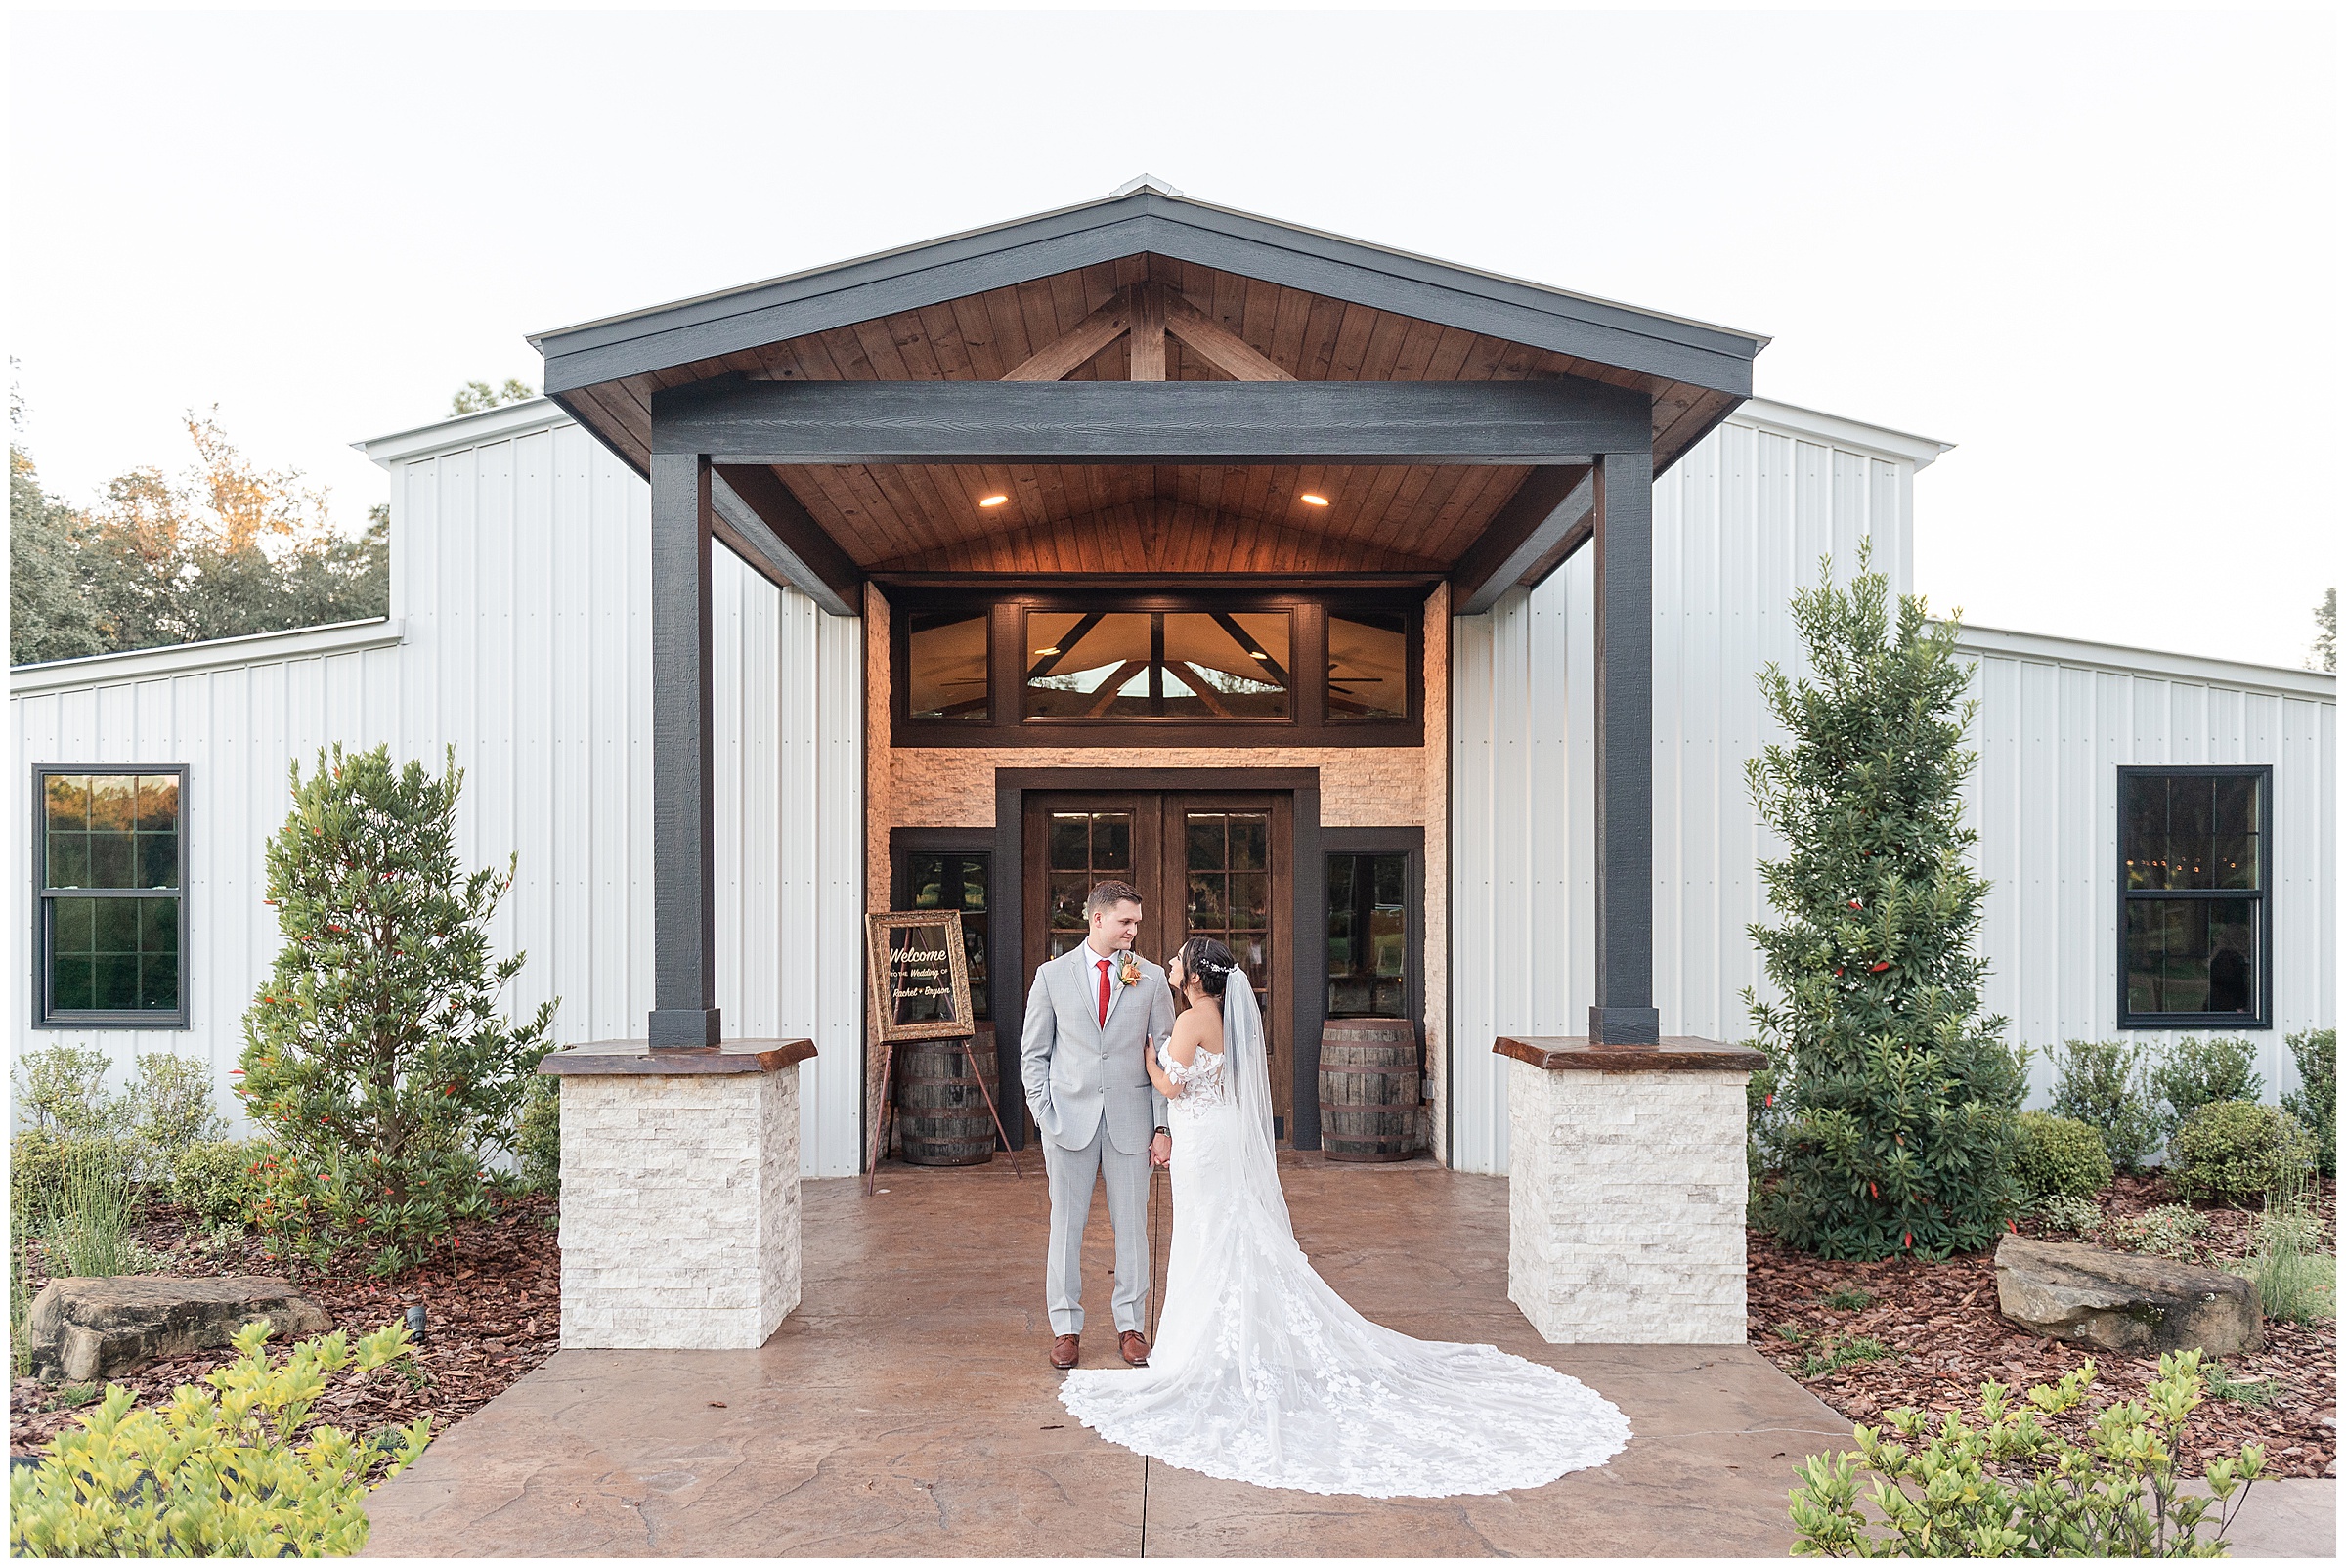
[{"xmin": 1000, "ymin": 282, "xmax": 1297, "ymax": 384}]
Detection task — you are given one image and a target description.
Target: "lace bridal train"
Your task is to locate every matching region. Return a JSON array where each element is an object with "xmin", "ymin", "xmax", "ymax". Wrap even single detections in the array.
[{"xmin": 1058, "ymin": 975, "xmax": 1630, "ymax": 1499}]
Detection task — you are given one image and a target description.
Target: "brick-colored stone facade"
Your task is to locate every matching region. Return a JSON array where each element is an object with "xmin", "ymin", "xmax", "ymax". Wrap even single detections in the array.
[
  {"xmin": 864, "ymin": 586, "xmax": 1452, "ymax": 1160},
  {"xmin": 558, "ymin": 1068, "xmax": 803, "ymax": 1350},
  {"xmin": 1503, "ymin": 1057, "xmax": 1750, "ymax": 1343}
]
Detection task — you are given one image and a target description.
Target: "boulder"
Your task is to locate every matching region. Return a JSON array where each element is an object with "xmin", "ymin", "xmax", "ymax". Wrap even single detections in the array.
[
  {"xmin": 26, "ymin": 1275, "xmax": 333, "ymax": 1385},
  {"xmin": 1993, "ymin": 1235, "xmax": 2263, "ymax": 1358}
]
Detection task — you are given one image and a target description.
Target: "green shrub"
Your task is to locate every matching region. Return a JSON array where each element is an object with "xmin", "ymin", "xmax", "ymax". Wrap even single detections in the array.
[
  {"xmin": 2047, "ymin": 1038, "xmax": 2162, "ymax": 1172},
  {"xmin": 1788, "ymin": 1350, "xmax": 2264, "ymax": 1556},
  {"xmin": 2169, "ymin": 1100, "xmax": 2316, "ymax": 1207},
  {"xmin": 2104, "ymin": 1202, "xmax": 2208, "ymax": 1261},
  {"xmin": 2228, "ymin": 1163, "xmax": 2336, "ymax": 1327},
  {"xmin": 517, "ymin": 1073, "xmax": 561, "ymax": 1196},
  {"xmin": 2030, "ymin": 1194, "xmax": 2103, "ymax": 1234},
  {"xmin": 1745, "ymin": 545, "xmax": 2026, "ymax": 1261},
  {"xmin": 42, "ymin": 1140, "xmax": 163, "ymax": 1280},
  {"xmin": 16, "ymin": 1043, "xmax": 127, "ymax": 1139},
  {"xmin": 2150, "ymin": 1035, "xmax": 2264, "ymax": 1143},
  {"xmin": 7, "ymin": 1317, "xmax": 431, "ymax": 1557},
  {"xmin": 238, "ymin": 745, "xmax": 557, "ymax": 1274},
  {"xmin": 170, "ymin": 1139, "xmax": 266, "ymax": 1228},
  {"xmin": 11, "ymin": 1131, "xmax": 138, "ymax": 1227},
  {"xmin": 2279, "ymin": 1026, "xmax": 2335, "ymax": 1177},
  {"xmin": 2010, "ymin": 1111, "xmax": 2113, "ymax": 1201},
  {"xmin": 127, "ymin": 1050, "xmax": 227, "ymax": 1177}
]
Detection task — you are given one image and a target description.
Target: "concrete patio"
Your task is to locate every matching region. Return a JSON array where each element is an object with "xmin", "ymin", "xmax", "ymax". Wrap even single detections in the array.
[{"xmin": 363, "ymin": 1156, "xmax": 2334, "ymax": 1558}]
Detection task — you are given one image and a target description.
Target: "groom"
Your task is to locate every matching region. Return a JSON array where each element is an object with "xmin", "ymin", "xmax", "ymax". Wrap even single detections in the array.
[{"xmin": 1021, "ymin": 880, "xmax": 1174, "ymax": 1372}]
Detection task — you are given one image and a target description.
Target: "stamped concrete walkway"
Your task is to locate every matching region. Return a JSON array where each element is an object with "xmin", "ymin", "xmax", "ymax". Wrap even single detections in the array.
[{"xmin": 364, "ymin": 1156, "xmax": 2334, "ymax": 1558}]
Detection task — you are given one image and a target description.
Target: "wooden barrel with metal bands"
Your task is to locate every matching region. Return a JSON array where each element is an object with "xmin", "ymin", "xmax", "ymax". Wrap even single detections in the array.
[
  {"xmin": 896, "ymin": 1037, "xmax": 997, "ymax": 1166},
  {"xmin": 1317, "ymin": 1020, "xmax": 1419, "ymax": 1163}
]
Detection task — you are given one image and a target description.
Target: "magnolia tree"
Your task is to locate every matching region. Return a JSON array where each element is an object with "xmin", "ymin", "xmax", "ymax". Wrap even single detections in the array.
[
  {"xmin": 1744, "ymin": 545, "xmax": 2026, "ymax": 1261},
  {"xmin": 239, "ymin": 745, "xmax": 554, "ymax": 1272}
]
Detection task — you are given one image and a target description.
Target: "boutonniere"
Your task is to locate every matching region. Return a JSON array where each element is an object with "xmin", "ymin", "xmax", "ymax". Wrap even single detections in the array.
[{"xmin": 1115, "ymin": 953, "xmax": 1142, "ymax": 989}]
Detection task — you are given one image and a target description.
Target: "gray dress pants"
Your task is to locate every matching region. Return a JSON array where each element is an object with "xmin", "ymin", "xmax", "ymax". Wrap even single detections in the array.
[{"xmin": 1043, "ymin": 1118, "xmax": 1151, "ymax": 1336}]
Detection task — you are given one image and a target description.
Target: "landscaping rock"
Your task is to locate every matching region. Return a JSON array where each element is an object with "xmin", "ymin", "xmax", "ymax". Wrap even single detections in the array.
[
  {"xmin": 26, "ymin": 1275, "xmax": 332, "ymax": 1385},
  {"xmin": 1994, "ymin": 1235, "xmax": 2264, "ymax": 1358}
]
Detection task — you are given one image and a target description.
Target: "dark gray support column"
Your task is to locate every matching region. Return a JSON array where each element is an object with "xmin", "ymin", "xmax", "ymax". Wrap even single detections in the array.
[
  {"xmin": 649, "ymin": 452, "xmax": 722, "ymax": 1047},
  {"xmin": 1588, "ymin": 449, "xmax": 1661, "ymax": 1045}
]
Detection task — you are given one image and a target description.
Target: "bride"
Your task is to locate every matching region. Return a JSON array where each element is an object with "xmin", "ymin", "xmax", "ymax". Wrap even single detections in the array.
[{"xmin": 1058, "ymin": 937, "xmax": 1631, "ymax": 1499}]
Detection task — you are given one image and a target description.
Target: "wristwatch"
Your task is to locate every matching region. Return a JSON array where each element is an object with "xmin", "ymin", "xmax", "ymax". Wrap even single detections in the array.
[{"xmin": 1153, "ymin": 1125, "xmax": 1170, "ymax": 1137}]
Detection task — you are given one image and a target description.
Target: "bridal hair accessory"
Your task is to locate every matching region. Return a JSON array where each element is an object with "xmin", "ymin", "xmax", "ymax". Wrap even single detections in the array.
[{"xmin": 1115, "ymin": 952, "xmax": 1142, "ymax": 988}]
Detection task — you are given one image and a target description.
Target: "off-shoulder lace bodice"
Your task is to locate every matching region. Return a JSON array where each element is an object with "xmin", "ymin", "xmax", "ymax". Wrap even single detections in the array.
[{"xmin": 1159, "ymin": 1041, "xmax": 1231, "ymax": 1112}]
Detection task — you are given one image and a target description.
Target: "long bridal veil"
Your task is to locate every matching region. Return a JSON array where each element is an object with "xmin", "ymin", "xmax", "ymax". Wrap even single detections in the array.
[{"xmin": 1057, "ymin": 960, "xmax": 1632, "ymax": 1500}]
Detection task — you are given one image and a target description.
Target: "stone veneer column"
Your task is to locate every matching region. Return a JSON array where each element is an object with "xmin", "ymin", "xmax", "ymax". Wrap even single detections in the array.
[
  {"xmin": 1499, "ymin": 1036, "xmax": 1764, "ymax": 1344},
  {"xmin": 542, "ymin": 1039, "xmax": 815, "ymax": 1351}
]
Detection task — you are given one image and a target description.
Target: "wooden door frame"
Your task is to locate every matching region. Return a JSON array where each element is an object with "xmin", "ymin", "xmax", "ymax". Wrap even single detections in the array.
[{"xmin": 994, "ymin": 766, "xmax": 1326, "ymax": 1151}]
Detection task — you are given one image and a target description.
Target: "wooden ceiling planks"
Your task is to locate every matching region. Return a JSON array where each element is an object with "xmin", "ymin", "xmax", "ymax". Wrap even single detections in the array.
[{"xmin": 863, "ymin": 500, "xmax": 1444, "ymax": 579}]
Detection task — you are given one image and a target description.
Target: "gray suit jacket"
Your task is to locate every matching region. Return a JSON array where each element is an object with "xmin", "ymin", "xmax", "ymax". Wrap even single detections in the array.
[{"xmin": 1021, "ymin": 944, "xmax": 1174, "ymax": 1155}]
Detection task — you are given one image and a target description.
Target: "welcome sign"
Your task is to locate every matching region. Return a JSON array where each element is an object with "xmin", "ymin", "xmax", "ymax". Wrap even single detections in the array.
[{"xmin": 867, "ymin": 910, "xmax": 976, "ymax": 1042}]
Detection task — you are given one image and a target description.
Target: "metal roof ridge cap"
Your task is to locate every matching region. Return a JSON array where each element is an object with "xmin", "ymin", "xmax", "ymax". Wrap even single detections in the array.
[
  {"xmin": 354, "ymin": 399, "xmax": 572, "ymax": 466},
  {"xmin": 1945, "ymin": 620, "xmax": 2338, "ymax": 695},
  {"xmin": 1731, "ymin": 398, "xmax": 1957, "ymax": 465},
  {"xmin": 11, "ymin": 618, "xmax": 404, "ymax": 693}
]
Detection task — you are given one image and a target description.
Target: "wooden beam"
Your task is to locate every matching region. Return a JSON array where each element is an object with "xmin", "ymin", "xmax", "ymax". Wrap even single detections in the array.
[
  {"xmin": 1450, "ymin": 465, "xmax": 1595, "ymax": 615},
  {"xmin": 1000, "ymin": 288, "xmax": 1133, "ymax": 381},
  {"xmin": 651, "ymin": 376, "xmax": 1652, "ymax": 464},
  {"xmin": 648, "ymin": 453, "xmax": 721, "ymax": 1048},
  {"xmin": 1588, "ymin": 449, "xmax": 1660, "ymax": 1046},
  {"xmin": 709, "ymin": 466, "xmax": 863, "ymax": 617},
  {"xmin": 1162, "ymin": 291, "xmax": 1294, "ymax": 381},
  {"xmin": 1128, "ymin": 282, "xmax": 1167, "ymax": 382},
  {"xmin": 1082, "ymin": 660, "xmax": 1150, "ymax": 717}
]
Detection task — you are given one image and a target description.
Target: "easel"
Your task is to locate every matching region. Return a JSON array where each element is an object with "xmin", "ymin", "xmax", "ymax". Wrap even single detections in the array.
[
  {"xmin": 865, "ymin": 910, "xmax": 1023, "ymax": 1196},
  {"xmin": 865, "ymin": 1030, "xmax": 1024, "ymax": 1195}
]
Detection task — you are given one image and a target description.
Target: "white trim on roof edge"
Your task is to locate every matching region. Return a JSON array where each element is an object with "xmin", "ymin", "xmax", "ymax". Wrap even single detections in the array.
[
  {"xmin": 355, "ymin": 398, "xmax": 570, "ymax": 467},
  {"xmin": 1950, "ymin": 622, "xmax": 2336, "ymax": 700},
  {"xmin": 10, "ymin": 619, "xmax": 405, "ymax": 696},
  {"xmin": 1732, "ymin": 398, "xmax": 1955, "ymax": 468}
]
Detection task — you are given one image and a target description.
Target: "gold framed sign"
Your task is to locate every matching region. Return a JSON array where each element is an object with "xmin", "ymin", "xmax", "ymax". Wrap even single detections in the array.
[{"xmin": 867, "ymin": 910, "xmax": 977, "ymax": 1042}]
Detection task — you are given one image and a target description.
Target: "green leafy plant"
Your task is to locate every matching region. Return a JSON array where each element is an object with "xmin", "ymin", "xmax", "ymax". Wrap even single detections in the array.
[
  {"xmin": 127, "ymin": 1050, "xmax": 227, "ymax": 1178},
  {"xmin": 2227, "ymin": 1163, "xmax": 2335, "ymax": 1327},
  {"xmin": 1744, "ymin": 545, "xmax": 2026, "ymax": 1261},
  {"xmin": 2279, "ymin": 1027, "xmax": 2335, "ymax": 1177},
  {"xmin": 237, "ymin": 745, "xmax": 557, "ymax": 1274},
  {"xmin": 8, "ymin": 1318, "xmax": 431, "ymax": 1557},
  {"xmin": 2169, "ymin": 1100, "xmax": 2316, "ymax": 1207},
  {"xmin": 170, "ymin": 1139, "xmax": 267, "ymax": 1229},
  {"xmin": 2149, "ymin": 1036, "xmax": 2264, "ymax": 1145},
  {"xmin": 1788, "ymin": 1350, "xmax": 2264, "ymax": 1557},
  {"xmin": 2202, "ymin": 1365, "xmax": 2278, "ymax": 1407},
  {"xmin": 42, "ymin": 1139, "xmax": 164, "ymax": 1280},
  {"xmin": 517, "ymin": 1071, "xmax": 561, "ymax": 1197},
  {"xmin": 1801, "ymin": 1336, "xmax": 1898, "ymax": 1379},
  {"xmin": 2048, "ymin": 1038, "xmax": 2163, "ymax": 1173},
  {"xmin": 17, "ymin": 1042, "xmax": 129, "ymax": 1139},
  {"xmin": 2010, "ymin": 1111, "xmax": 2113, "ymax": 1202},
  {"xmin": 1818, "ymin": 1285, "xmax": 1876, "ymax": 1312},
  {"xmin": 2029, "ymin": 1194, "xmax": 2104, "ymax": 1235},
  {"xmin": 2103, "ymin": 1203, "xmax": 2208, "ymax": 1262}
]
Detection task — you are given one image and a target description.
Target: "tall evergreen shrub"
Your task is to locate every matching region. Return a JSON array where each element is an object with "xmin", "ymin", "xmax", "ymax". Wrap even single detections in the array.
[
  {"xmin": 1745, "ymin": 546, "xmax": 2026, "ymax": 1260},
  {"xmin": 2049, "ymin": 1038, "xmax": 2162, "ymax": 1173},
  {"xmin": 238, "ymin": 745, "xmax": 555, "ymax": 1272},
  {"xmin": 2280, "ymin": 1027, "xmax": 2335, "ymax": 1177}
]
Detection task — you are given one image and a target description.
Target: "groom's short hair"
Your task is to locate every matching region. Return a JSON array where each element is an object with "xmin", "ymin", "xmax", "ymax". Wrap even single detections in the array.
[{"xmin": 1084, "ymin": 880, "xmax": 1144, "ymax": 916}]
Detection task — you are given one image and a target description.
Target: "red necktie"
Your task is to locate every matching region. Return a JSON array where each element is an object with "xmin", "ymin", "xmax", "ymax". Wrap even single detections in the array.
[{"xmin": 1097, "ymin": 958, "xmax": 1111, "ymax": 1026}]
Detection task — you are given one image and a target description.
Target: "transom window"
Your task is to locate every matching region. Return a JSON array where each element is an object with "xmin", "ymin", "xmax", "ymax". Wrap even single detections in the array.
[
  {"xmin": 36, "ymin": 766, "xmax": 188, "ymax": 1027},
  {"xmin": 891, "ymin": 590, "xmax": 1422, "ymax": 747},
  {"xmin": 2119, "ymin": 765, "xmax": 2269, "ymax": 1027}
]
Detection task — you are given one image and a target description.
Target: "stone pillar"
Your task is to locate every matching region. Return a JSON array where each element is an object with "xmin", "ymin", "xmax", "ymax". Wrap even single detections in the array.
[
  {"xmin": 543, "ymin": 1039, "xmax": 815, "ymax": 1351},
  {"xmin": 1499, "ymin": 1036, "xmax": 1763, "ymax": 1344}
]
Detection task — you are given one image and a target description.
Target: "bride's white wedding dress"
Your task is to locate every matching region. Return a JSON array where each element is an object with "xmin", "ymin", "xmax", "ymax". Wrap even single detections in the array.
[{"xmin": 1059, "ymin": 977, "xmax": 1630, "ymax": 1499}]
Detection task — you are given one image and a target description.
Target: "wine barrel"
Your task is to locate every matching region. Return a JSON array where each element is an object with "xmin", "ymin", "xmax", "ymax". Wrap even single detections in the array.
[
  {"xmin": 895, "ymin": 1036, "xmax": 997, "ymax": 1166},
  {"xmin": 1318, "ymin": 1020, "xmax": 1420, "ymax": 1163}
]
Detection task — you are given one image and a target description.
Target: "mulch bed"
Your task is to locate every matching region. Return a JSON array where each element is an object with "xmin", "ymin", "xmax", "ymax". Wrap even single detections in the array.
[
  {"xmin": 1748, "ymin": 1175, "xmax": 2338, "ymax": 1479},
  {"xmin": 11, "ymin": 1196, "xmax": 560, "ymax": 1461}
]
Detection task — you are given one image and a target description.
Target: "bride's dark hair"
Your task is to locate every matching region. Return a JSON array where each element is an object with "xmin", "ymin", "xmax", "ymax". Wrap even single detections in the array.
[{"xmin": 1176, "ymin": 936, "xmax": 1238, "ymax": 998}]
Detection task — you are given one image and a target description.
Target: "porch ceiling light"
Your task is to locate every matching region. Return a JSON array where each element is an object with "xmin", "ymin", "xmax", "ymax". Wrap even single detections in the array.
[
  {"xmin": 978, "ymin": 494, "xmax": 1009, "ymax": 507},
  {"xmin": 1033, "ymin": 646, "xmax": 1061, "ymax": 657},
  {"xmin": 1248, "ymin": 650, "xmax": 1269, "ymax": 660},
  {"xmin": 1299, "ymin": 493, "xmax": 1329, "ymax": 506}
]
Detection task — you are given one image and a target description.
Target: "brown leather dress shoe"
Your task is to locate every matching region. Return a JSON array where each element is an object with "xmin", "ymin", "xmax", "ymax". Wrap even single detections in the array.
[
  {"xmin": 1050, "ymin": 1333, "xmax": 1080, "ymax": 1370},
  {"xmin": 1118, "ymin": 1330, "xmax": 1151, "ymax": 1367}
]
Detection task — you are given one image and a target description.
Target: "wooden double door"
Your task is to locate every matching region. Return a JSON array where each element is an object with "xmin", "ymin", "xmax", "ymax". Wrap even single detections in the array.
[{"xmin": 1021, "ymin": 791, "xmax": 1294, "ymax": 1129}]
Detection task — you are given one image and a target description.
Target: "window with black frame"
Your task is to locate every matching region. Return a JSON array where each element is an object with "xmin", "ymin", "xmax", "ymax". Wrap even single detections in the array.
[
  {"xmin": 37, "ymin": 767, "xmax": 188, "ymax": 1026},
  {"xmin": 905, "ymin": 849, "xmax": 990, "ymax": 1020},
  {"xmin": 2120, "ymin": 766, "xmax": 2269, "ymax": 1026},
  {"xmin": 1326, "ymin": 852, "xmax": 1410, "ymax": 1018}
]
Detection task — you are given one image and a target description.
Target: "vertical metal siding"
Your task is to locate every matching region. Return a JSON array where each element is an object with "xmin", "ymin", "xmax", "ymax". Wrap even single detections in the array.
[{"xmin": 10, "ymin": 412, "xmax": 865, "ymax": 1176}]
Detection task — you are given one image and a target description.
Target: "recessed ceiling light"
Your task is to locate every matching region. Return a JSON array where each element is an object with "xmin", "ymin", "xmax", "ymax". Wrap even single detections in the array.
[
  {"xmin": 978, "ymin": 494, "xmax": 1009, "ymax": 507},
  {"xmin": 1248, "ymin": 650, "xmax": 1269, "ymax": 660},
  {"xmin": 1033, "ymin": 646, "xmax": 1061, "ymax": 657},
  {"xmin": 1299, "ymin": 493, "xmax": 1329, "ymax": 506}
]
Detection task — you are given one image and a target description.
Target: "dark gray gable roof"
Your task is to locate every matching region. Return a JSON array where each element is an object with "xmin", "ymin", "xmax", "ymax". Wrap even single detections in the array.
[{"xmin": 532, "ymin": 186, "xmax": 1767, "ymax": 398}]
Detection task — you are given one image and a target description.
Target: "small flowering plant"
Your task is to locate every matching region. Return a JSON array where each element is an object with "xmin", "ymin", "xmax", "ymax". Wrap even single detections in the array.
[{"xmin": 238, "ymin": 745, "xmax": 556, "ymax": 1275}]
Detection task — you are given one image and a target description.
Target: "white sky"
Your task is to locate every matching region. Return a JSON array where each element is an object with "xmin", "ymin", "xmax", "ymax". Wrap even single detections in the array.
[{"xmin": 9, "ymin": 7, "xmax": 2339, "ymax": 669}]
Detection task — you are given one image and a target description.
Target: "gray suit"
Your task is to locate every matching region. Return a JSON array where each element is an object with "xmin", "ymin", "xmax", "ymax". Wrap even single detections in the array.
[{"xmin": 1021, "ymin": 942, "xmax": 1175, "ymax": 1336}]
